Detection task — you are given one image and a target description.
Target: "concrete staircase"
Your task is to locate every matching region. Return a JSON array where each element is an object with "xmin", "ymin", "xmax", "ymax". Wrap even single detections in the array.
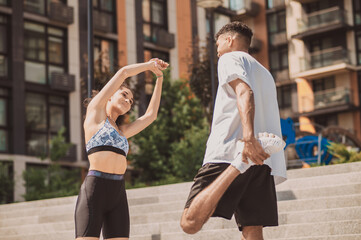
[{"xmin": 0, "ymin": 162, "xmax": 361, "ymax": 240}]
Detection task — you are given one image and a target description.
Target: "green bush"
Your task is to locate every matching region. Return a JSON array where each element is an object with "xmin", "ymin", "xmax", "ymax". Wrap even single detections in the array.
[
  {"xmin": 128, "ymin": 73, "xmax": 209, "ymax": 185},
  {"xmin": 327, "ymin": 142, "xmax": 361, "ymax": 164},
  {"xmin": 23, "ymin": 127, "xmax": 81, "ymax": 201},
  {"xmin": 0, "ymin": 162, "xmax": 14, "ymax": 204}
]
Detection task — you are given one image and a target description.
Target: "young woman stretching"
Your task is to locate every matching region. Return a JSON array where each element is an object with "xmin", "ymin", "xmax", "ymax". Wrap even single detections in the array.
[{"xmin": 75, "ymin": 58, "xmax": 169, "ymax": 240}]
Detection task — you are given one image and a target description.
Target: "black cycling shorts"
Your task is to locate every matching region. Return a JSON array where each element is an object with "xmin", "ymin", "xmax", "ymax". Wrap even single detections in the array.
[
  {"xmin": 185, "ymin": 163, "xmax": 278, "ymax": 231},
  {"xmin": 74, "ymin": 170, "xmax": 129, "ymax": 238}
]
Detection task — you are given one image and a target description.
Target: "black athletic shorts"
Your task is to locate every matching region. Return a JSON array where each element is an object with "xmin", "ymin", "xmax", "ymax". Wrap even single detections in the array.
[
  {"xmin": 74, "ymin": 170, "xmax": 129, "ymax": 238},
  {"xmin": 184, "ymin": 163, "xmax": 278, "ymax": 231}
]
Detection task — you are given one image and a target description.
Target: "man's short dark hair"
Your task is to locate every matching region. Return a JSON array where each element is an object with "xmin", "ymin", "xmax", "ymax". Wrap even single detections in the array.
[{"xmin": 215, "ymin": 21, "xmax": 253, "ymax": 48}]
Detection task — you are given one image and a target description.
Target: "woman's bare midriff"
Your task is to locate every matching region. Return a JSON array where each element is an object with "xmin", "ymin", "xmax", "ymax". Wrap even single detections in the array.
[{"xmin": 88, "ymin": 151, "xmax": 127, "ymax": 174}]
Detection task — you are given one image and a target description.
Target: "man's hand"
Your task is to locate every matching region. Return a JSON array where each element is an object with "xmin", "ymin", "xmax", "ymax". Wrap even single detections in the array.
[{"xmin": 241, "ymin": 136, "xmax": 270, "ymax": 165}]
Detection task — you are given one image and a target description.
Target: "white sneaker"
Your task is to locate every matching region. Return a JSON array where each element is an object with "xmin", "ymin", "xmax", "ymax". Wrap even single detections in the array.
[{"xmin": 231, "ymin": 132, "xmax": 286, "ymax": 173}]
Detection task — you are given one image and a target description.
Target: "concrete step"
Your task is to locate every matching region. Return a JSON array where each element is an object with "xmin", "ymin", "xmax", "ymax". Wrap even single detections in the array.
[
  {"xmin": 1, "ymin": 163, "xmax": 360, "ymax": 214},
  {"xmin": 1, "ymin": 192, "xmax": 361, "ymax": 228},
  {"xmin": 286, "ymin": 161, "xmax": 361, "ymax": 179},
  {"xmin": 131, "ymin": 220, "xmax": 361, "ymax": 240},
  {"xmin": 2, "ymin": 202, "xmax": 360, "ymax": 237},
  {"xmin": 2, "ymin": 181, "xmax": 360, "ymax": 220}
]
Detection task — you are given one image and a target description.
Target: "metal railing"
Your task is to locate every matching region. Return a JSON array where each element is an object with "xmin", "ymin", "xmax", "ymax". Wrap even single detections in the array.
[
  {"xmin": 300, "ymin": 87, "xmax": 352, "ymax": 112},
  {"xmin": 297, "ymin": 7, "xmax": 350, "ymax": 33},
  {"xmin": 299, "ymin": 46, "xmax": 350, "ymax": 72}
]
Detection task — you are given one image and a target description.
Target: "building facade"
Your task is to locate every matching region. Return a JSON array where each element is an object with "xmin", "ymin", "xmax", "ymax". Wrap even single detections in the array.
[{"xmin": 0, "ymin": 0, "xmax": 360, "ymax": 202}]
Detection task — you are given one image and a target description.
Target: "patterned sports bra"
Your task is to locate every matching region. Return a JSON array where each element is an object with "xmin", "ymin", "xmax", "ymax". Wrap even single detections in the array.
[{"xmin": 86, "ymin": 118, "xmax": 129, "ymax": 157}]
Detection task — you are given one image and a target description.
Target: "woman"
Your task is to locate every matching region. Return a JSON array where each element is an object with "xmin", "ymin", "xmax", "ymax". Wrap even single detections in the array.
[{"xmin": 75, "ymin": 58, "xmax": 169, "ymax": 240}]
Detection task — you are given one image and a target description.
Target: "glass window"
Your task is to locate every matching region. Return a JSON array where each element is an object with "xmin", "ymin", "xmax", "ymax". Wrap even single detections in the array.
[
  {"xmin": 267, "ymin": 10, "xmax": 286, "ymax": 34},
  {"xmin": 269, "ymin": 45, "xmax": 288, "ymax": 72},
  {"xmin": 24, "ymin": 0, "xmax": 46, "ymax": 15},
  {"xmin": 0, "ymin": 88, "xmax": 10, "ymax": 153},
  {"xmin": 24, "ymin": 0, "xmax": 66, "ymax": 16},
  {"xmin": 230, "ymin": 0, "xmax": 244, "ymax": 11},
  {"xmin": 26, "ymin": 93, "xmax": 47, "ymax": 131},
  {"xmin": 0, "ymin": 15, "xmax": 8, "ymax": 79},
  {"xmin": 142, "ymin": 0, "xmax": 167, "ymax": 43},
  {"xmin": 25, "ymin": 92, "xmax": 68, "ymax": 155},
  {"xmin": 355, "ymin": 0, "xmax": 361, "ymax": 25},
  {"xmin": 93, "ymin": 0, "xmax": 116, "ymax": 33},
  {"xmin": 94, "ymin": 37, "xmax": 117, "ymax": 76},
  {"xmin": 277, "ymin": 85, "xmax": 292, "ymax": 109},
  {"xmin": 24, "ymin": 21, "xmax": 67, "ymax": 85},
  {"xmin": 312, "ymin": 77, "xmax": 335, "ymax": 92},
  {"xmin": 356, "ymin": 31, "xmax": 361, "ymax": 65}
]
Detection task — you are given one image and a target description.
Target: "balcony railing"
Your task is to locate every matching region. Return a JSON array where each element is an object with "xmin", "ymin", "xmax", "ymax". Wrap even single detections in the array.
[
  {"xmin": 93, "ymin": 10, "xmax": 113, "ymax": 33},
  {"xmin": 269, "ymin": 31, "xmax": 287, "ymax": 46},
  {"xmin": 271, "ymin": 69, "xmax": 289, "ymax": 83},
  {"xmin": 49, "ymin": 2, "xmax": 74, "ymax": 25},
  {"xmin": 50, "ymin": 72, "xmax": 75, "ymax": 92},
  {"xmin": 301, "ymin": 87, "xmax": 352, "ymax": 112},
  {"xmin": 297, "ymin": 7, "xmax": 350, "ymax": 34},
  {"xmin": 299, "ymin": 46, "xmax": 350, "ymax": 72},
  {"xmin": 267, "ymin": 0, "xmax": 285, "ymax": 9}
]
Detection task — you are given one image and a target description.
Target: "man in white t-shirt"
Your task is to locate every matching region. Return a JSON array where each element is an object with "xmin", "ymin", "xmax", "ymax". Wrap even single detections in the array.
[{"xmin": 180, "ymin": 22, "xmax": 287, "ymax": 240}]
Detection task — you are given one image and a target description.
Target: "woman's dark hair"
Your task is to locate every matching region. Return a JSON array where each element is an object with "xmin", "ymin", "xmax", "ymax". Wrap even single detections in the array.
[
  {"xmin": 83, "ymin": 83, "xmax": 132, "ymax": 127},
  {"xmin": 215, "ymin": 21, "xmax": 253, "ymax": 48}
]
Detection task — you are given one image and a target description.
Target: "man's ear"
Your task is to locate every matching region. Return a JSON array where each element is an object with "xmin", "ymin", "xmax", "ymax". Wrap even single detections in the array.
[{"xmin": 227, "ymin": 35, "xmax": 233, "ymax": 47}]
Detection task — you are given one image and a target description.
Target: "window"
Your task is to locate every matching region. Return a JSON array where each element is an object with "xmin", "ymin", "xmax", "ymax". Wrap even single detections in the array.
[
  {"xmin": 0, "ymin": 15, "xmax": 8, "ymax": 79},
  {"xmin": 24, "ymin": 21, "xmax": 67, "ymax": 85},
  {"xmin": 356, "ymin": 31, "xmax": 361, "ymax": 65},
  {"xmin": 229, "ymin": 0, "xmax": 245, "ymax": 11},
  {"xmin": 0, "ymin": 0, "xmax": 8, "ymax": 6},
  {"xmin": 0, "ymin": 161, "xmax": 14, "ymax": 204},
  {"xmin": 94, "ymin": 37, "xmax": 117, "ymax": 89},
  {"xmin": 269, "ymin": 45, "xmax": 288, "ymax": 75},
  {"xmin": 93, "ymin": 0, "xmax": 116, "ymax": 33},
  {"xmin": 142, "ymin": 0, "xmax": 168, "ymax": 43},
  {"xmin": 305, "ymin": 0, "xmax": 340, "ymax": 14},
  {"xmin": 354, "ymin": 0, "xmax": 361, "ymax": 25},
  {"xmin": 266, "ymin": 0, "xmax": 285, "ymax": 9},
  {"xmin": 24, "ymin": 0, "xmax": 67, "ymax": 16},
  {"xmin": 267, "ymin": 10, "xmax": 286, "ymax": 35},
  {"xmin": 144, "ymin": 49, "xmax": 169, "ymax": 103},
  {"xmin": 25, "ymin": 92, "xmax": 68, "ymax": 156},
  {"xmin": 312, "ymin": 76, "xmax": 335, "ymax": 92},
  {"xmin": 277, "ymin": 84, "xmax": 292, "ymax": 109},
  {"xmin": 314, "ymin": 114, "xmax": 338, "ymax": 128},
  {"xmin": 0, "ymin": 88, "xmax": 10, "ymax": 153}
]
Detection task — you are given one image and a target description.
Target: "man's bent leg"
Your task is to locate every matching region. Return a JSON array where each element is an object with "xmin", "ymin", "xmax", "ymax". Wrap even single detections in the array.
[
  {"xmin": 241, "ymin": 226, "xmax": 263, "ymax": 240},
  {"xmin": 180, "ymin": 165, "xmax": 240, "ymax": 234}
]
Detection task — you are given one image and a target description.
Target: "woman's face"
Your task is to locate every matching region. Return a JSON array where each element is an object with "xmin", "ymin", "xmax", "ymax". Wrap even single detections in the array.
[{"xmin": 110, "ymin": 87, "xmax": 134, "ymax": 114}]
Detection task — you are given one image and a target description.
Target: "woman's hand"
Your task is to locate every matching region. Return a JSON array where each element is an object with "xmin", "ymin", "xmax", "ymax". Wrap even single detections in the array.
[{"xmin": 148, "ymin": 58, "xmax": 169, "ymax": 76}]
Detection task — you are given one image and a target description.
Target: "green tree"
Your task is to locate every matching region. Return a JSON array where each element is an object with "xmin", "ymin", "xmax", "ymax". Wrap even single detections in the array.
[
  {"xmin": 0, "ymin": 162, "xmax": 14, "ymax": 204},
  {"xmin": 128, "ymin": 73, "xmax": 209, "ymax": 184},
  {"xmin": 23, "ymin": 127, "xmax": 81, "ymax": 201}
]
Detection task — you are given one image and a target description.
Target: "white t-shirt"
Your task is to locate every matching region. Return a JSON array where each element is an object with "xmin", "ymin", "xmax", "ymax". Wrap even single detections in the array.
[{"xmin": 202, "ymin": 51, "xmax": 287, "ymax": 185}]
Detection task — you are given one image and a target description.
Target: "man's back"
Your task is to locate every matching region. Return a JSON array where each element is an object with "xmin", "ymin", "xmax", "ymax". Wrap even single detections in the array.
[{"xmin": 204, "ymin": 51, "xmax": 286, "ymax": 184}]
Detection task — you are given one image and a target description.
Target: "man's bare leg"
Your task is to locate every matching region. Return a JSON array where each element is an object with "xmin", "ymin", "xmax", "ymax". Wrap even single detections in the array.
[
  {"xmin": 241, "ymin": 226, "xmax": 263, "ymax": 240},
  {"xmin": 180, "ymin": 165, "xmax": 240, "ymax": 234}
]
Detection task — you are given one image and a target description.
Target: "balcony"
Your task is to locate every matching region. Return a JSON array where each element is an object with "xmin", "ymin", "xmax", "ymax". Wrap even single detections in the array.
[
  {"xmin": 300, "ymin": 87, "xmax": 353, "ymax": 115},
  {"xmin": 267, "ymin": 0, "xmax": 285, "ymax": 9},
  {"xmin": 293, "ymin": 7, "xmax": 351, "ymax": 39},
  {"xmin": 230, "ymin": 0, "xmax": 260, "ymax": 18},
  {"xmin": 50, "ymin": 72, "xmax": 75, "ymax": 92},
  {"xmin": 154, "ymin": 28, "xmax": 175, "ymax": 49},
  {"xmin": 272, "ymin": 69, "xmax": 290, "ymax": 84},
  {"xmin": 49, "ymin": 1, "xmax": 74, "ymax": 25},
  {"xmin": 269, "ymin": 31, "xmax": 287, "ymax": 46},
  {"xmin": 299, "ymin": 46, "xmax": 350, "ymax": 73},
  {"xmin": 93, "ymin": 10, "xmax": 113, "ymax": 33}
]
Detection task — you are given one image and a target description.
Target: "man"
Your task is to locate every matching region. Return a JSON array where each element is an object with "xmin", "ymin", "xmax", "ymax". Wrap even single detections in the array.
[{"xmin": 180, "ymin": 22, "xmax": 287, "ymax": 240}]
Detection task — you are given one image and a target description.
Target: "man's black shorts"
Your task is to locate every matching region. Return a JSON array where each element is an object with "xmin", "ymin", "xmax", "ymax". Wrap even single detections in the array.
[{"xmin": 184, "ymin": 163, "xmax": 278, "ymax": 231}]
